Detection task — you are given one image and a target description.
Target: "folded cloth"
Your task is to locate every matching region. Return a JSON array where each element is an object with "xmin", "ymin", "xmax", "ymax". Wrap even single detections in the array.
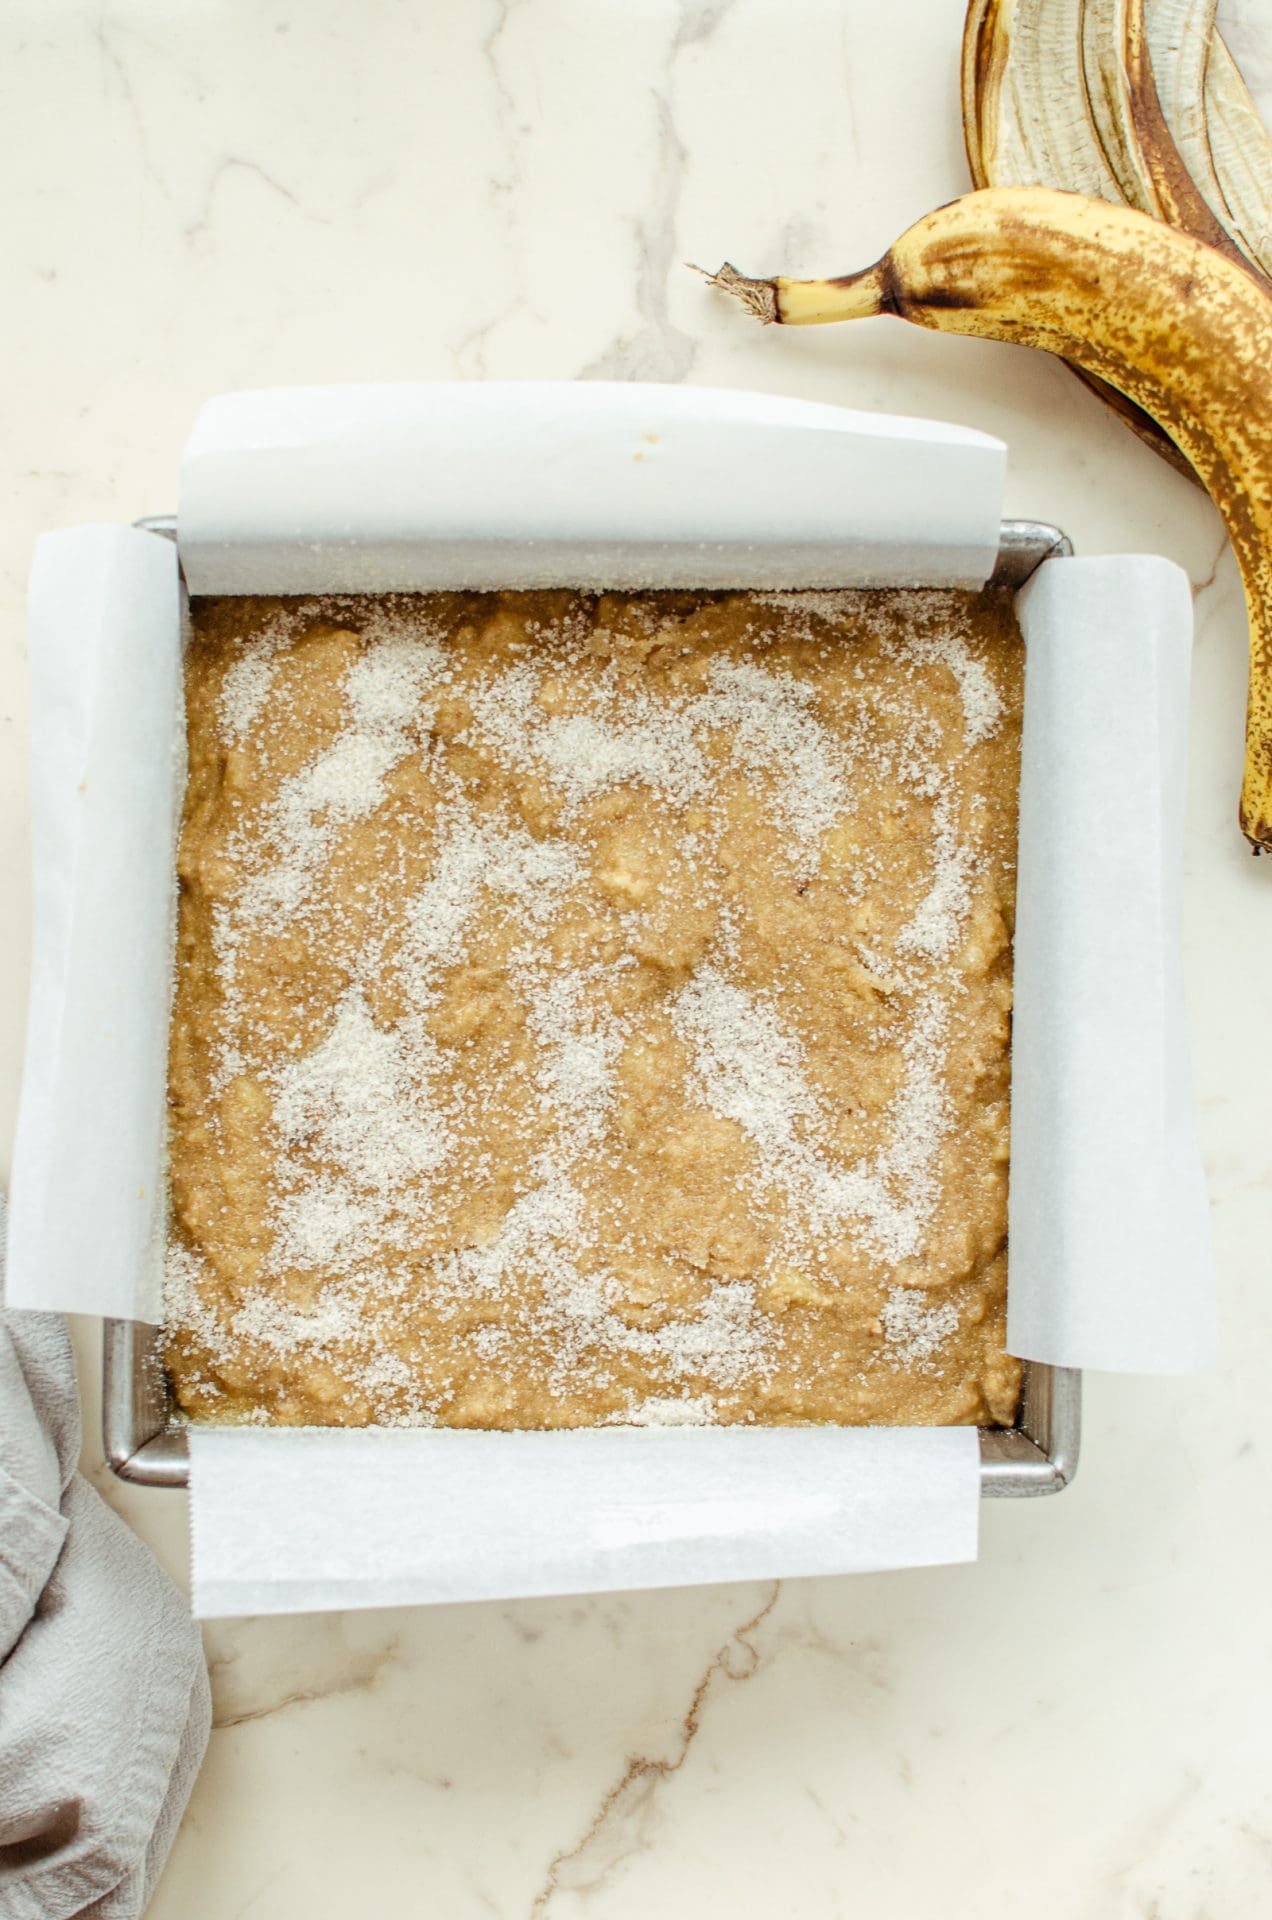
[{"xmin": 0, "ymin": 1197, "xmax": 210, "ymax": 1919}]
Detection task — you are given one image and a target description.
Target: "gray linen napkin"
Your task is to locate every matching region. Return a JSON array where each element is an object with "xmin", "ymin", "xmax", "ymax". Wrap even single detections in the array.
[{"xmin": 0, "ymin": 1198, "xmax": 210, "ymax": 1919}]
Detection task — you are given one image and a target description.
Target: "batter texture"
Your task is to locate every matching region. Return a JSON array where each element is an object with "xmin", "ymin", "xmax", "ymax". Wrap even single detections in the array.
[{"xmin": 165, "ymin": 587, "xmax": 1023, "ymax": 1429}]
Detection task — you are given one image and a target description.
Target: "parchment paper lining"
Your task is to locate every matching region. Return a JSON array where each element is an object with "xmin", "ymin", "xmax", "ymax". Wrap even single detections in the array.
[{"xmin": 4, "ymin": 385, "xmax": 1214, "ymax": 1614}]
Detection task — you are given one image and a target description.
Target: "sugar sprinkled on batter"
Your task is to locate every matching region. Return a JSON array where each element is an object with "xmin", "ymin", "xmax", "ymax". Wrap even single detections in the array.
[{"xmin": 165, "ymin": 587, "xmax": 1023, "ymax": 1432}]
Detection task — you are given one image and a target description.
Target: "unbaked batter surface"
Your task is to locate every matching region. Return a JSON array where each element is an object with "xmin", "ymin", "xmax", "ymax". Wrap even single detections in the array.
[{"xmin": 165, "ymin": 588, "xmax": 1023, "ymax": 1429}]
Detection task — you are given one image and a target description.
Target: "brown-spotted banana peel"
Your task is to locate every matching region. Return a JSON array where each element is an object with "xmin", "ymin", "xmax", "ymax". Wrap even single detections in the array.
[
  {"xmin": 701, "ymin": 186, "xmax": 1272, "ymax": 853},
  {"xmin": 962, "ymin": 0, "xmax": 1272, "ymax": 487}
]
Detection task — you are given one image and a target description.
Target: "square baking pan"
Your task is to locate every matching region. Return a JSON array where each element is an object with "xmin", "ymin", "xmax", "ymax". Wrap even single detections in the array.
[{"xmin": 101, "ymin": 515, "xmax": 1081, "ymax": 1500}]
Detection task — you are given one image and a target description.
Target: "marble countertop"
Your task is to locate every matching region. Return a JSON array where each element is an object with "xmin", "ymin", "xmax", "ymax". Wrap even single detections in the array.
[{"xmin": 3, "ymin": 2, "xmax": 1271, "ymax": 1915}]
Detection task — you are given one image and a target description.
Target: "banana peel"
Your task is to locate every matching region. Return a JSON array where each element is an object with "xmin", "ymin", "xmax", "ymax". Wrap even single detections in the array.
[
  {"xmin": 963, "ymin": 0, "xmax": 1272, "ymax": 491},
  {"xmin": 962, "ymin": 0, "xmax": 1198, "ymax": 481},
  {"xmin": 1204, "ymin": 31, "xmax": 1272, "ymax": 281}
]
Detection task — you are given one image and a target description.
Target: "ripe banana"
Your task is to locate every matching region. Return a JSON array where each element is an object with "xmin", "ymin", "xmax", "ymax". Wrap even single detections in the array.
[{"xmin": 702, "ymin": 185, "xmax": 1272, "ymax": 852}]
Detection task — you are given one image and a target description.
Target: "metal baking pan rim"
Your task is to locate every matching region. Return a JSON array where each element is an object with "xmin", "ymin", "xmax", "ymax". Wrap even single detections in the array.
[
  {"xmin": 102, "ymin": 514, "xmax": 1082, "ymax": 1500},
  {"xmin": 102, "ymin": 1317, "xmax": 1080, "ymax": 1499}
]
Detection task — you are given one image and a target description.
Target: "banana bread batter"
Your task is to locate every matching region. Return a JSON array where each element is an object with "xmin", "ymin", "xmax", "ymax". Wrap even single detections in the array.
[{"xmin": 165, "ymin": 587, "xmax": 1023, "ymax": 1429}]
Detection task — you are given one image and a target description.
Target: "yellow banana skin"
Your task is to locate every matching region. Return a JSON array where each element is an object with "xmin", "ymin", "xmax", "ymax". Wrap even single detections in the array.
[{"xmin": 705, "ymin": 185, "xmax": 1272, "ymax": 853}]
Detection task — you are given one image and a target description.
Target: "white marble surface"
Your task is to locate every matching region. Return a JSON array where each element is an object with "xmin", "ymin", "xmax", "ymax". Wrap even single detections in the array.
[{"xmin": 2, "ymin": 2, "xmax": 1271, "ymax": 1914}]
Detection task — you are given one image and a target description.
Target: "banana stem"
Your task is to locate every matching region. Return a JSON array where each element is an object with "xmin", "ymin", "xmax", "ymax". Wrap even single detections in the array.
[
  {"xmin": 697, "ymin": 262, "xmax": 889, "ymax": 327},
  {"xmin": 693, "ymin": 263, "xmax": 779, "ymax": 323},
  {"xmin": 775, "ymin": 265, "xmax": 890, "ymax": 325}
]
